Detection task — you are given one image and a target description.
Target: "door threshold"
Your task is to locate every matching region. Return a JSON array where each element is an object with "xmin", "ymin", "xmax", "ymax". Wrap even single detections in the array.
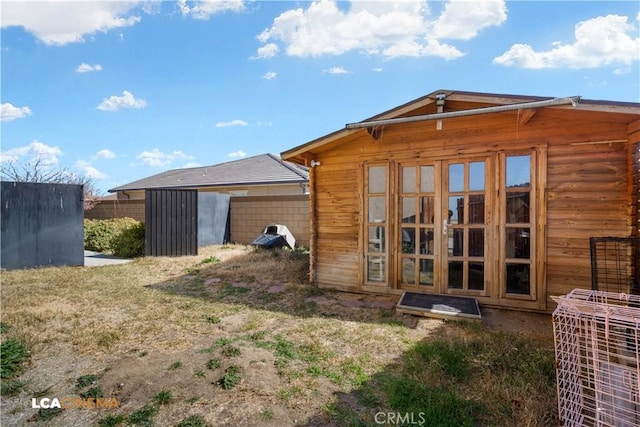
[{"xmin": 396, "ymin": 292, "xmax": 482, "ymax": 320}]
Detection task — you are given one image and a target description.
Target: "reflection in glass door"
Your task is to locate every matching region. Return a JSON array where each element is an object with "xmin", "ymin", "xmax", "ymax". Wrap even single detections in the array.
[
  {"xmin": 365, "ymin": 165, "xmax": 387, "ymax": 284},
  {"xmin": 504, "ymin": 154, "xmax": 533, "ymax": 296},
  {"xmin": 444, "ymin": 160, "xmax": 487, "ymax": 292},
  {"xmin": 400, "ymin": 165, "xmax": 437, "ymax": 287}
]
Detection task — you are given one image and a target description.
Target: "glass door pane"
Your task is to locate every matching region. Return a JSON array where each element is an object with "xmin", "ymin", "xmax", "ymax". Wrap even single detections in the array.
[
  {"xmin": 399, "ymin": 163, "xmax": 436, "ymax": 288},
  {"xmin": 504, "ymin": 154, "xmax": 533, "ymax": 296},
  {"xmin": 444, "ymin": 160, "xmax": 487, "ymax": 293},
  {"xmin": 366, "ymin": 165, "xmax": 387, "ymax": 284}
]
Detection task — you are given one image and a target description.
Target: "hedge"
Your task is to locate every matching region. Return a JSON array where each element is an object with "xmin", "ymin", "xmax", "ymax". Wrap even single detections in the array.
[{"xmin": 84, "ymin": 218, "xmax": 145, "ymax": 258}]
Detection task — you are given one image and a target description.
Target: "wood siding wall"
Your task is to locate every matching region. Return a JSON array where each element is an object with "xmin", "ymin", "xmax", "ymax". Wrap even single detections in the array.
[
  {"xmin": 314, "ymin": 161, "xmax": 361, "ymax": 287},
  {"xmin": 545, "ymin": 141, "xmax": 628, "ymax": 300},
  {"xmin": 630, "ymin": 120, "xmax": 640, "ymax": 284},
  {"xmin": 310, "ymin": 108, "xmax": 635, "ymax": 311},
  {"xmin": 631, "ymin": 119, "xmax": 640, "ymax": 238}
]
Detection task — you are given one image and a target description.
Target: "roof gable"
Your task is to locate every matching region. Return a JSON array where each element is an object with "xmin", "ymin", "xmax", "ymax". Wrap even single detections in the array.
[
  {"xmin": 282, "ymin": 89, "xmax": 640, "ymax": 164},
  {"xmin": 109, "ymin": 153, "xmax": 308, "ymax": 193}
]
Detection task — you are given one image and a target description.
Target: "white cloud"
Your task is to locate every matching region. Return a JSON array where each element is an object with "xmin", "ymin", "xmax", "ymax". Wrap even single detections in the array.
[
  {"xmin": 263, "ymin": 71, "xmax": 278, "ymax": 80},
  {"xmin": 94, "ymin": 149, "xmax": 117, "ymax": 160},
  {"xmin": 1, "ymin": 103, "xmax": 32, "ymax": 122},
  {"xmin": 614, "ymin": 67, "xmax": 631, "ymax": 75},
  {"xmin": 252, "ymin": 43, "xmax": 279, "ymax": 59},
  {"xmin": 382, "ymin": 38, "xmax": 463, "ymax": 59},
  {"xmin": 324, "ymin": 66, "xmax": 349, "ymax": 74},
  {"xmin": 373, "ymin": 67, "xmax": 383, "ymax": 72},
  {"xmin": 228, "ymin": 150, "xmax": 247, "ymax": 158},
  {"xmin": 494, "ymin": 14, "xmax": 640, "ymax": 69},
  {"xmin": 257, "ymin": 121, "xmax": 273, "ymax": 127},
  {"xmin": 430, "ymin": 0, "xmax": 506, "ymax": 40},
  {"xmin": 1, "ymin": 2, "xmax": 141, "ymax": 45},
  {"xmin": 136, "ymin": 148, "xmax": 194, "ymax": 167},
  {"xmin": 96, "ymin": 90, "xmax": 147, "ymax": 112},
  {"xmin": 177, "ymin": 0, "xmax": 245, "ymax": 20},
  {"xmin": 0, "ymin": 140, "xmax": 62, "ymax": 165},
  {"xmin": 215, "ymin": 119, "xmax": 248, "ymax": 128},
  {"xmin": 75, "ymin": 160, "xmax": 108, "ymax": 179},
  {"xmin": 76, "ymin": 63, "xmax": 103, "ymax": 73},
  {"xmin": 255, "ymin": 0, "xmax": 504, "ymax": 59},
  {"xmin": 181, "ymin": 162, "xmax": 202, "ymax": 168}
]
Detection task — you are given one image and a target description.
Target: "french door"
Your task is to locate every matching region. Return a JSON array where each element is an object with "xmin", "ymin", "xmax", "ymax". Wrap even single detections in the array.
[
  {"xmin": 398, "ymin": 158, "xmax": 490, "ymax": 295},
  {"xmin": 364, "ymin": 151, "xmax": 540, "ymax": 305}
]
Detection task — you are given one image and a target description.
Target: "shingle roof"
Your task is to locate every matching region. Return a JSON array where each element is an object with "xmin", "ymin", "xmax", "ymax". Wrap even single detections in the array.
[{"xmin": 109, "ymin": 153, "xmax": 308, "ymax": 193}]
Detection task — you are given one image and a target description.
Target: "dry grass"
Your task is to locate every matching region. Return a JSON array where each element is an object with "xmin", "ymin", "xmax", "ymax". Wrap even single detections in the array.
[{"xmin": 1, "ymin": 244, "xmax": 557, "ymax": 426}]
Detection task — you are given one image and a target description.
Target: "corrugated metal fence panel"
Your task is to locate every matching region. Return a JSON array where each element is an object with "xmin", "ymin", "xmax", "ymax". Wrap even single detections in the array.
[
  {"xmin": 198, "ymin": 193, "xmax": 230, "ymax": 246},
  {"xmin": 1, "ymin": 181, "xmax": 84, "ymax": 269},
  {"xmin": 145, "ymin": 189, "xmax": 198, "ymax": 256}
]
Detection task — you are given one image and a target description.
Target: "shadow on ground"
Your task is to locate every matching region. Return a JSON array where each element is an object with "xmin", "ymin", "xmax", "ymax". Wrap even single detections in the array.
[
  {"xmin": 302, "ymin": 319, "xmax": 558, "ymax": 427},
  {"xmin": 144, "ymin": 248, "xmax": 421, "ymax": 328},
  {"xmin": 140, "ymin": 247, "xmax": 558, "ymax": 425},
  {"xmin": 144, "ymin": 247, "xmax": 554, "ymax": 337}
]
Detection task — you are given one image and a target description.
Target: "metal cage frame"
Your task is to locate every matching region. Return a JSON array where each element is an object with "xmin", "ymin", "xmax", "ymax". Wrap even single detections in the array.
[
  {"xmin": 590, "ymin": 237, "xmax": 640, "ymax": 294},
  {"xmin": 553, "ymin": 289, "xmax": 640, "ymax": 426}
]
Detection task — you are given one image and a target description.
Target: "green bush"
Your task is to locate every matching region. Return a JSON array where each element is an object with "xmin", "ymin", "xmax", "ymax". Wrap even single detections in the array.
[
  {"xmin": 84, "ymin": 219, "xmax": 117, "ymax": 252},
  {"xmin": 84, "ymin": 218, "xmax": 145, "ymax": 257},
  {"xmin": 110, "ymin": 222, "xmax": 145, "ymax": 258}
]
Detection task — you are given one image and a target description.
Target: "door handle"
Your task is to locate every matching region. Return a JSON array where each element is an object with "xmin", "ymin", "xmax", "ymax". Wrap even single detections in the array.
[{"xmin": 443, "ymin": 220, "xmax": 448, "ymax": 235}]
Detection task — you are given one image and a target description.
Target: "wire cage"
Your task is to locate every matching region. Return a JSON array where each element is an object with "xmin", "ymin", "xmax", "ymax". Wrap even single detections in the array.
[
  {"xmin": 553, "ymin": 289, "xmax": 640, "ymax": 426},
  {"xmin": 590, "ymin": 237, "xmax": 640, "ymax": 294}
]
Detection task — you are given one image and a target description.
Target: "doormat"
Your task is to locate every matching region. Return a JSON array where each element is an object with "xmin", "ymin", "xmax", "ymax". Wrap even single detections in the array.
[{"xmin": 396, "ymin": 292, "xmax": 481, "ymax": 320}]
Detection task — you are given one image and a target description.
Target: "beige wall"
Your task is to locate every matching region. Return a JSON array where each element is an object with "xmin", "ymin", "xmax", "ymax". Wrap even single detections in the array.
[
  {"xmin": 85, "ymin": 199, "xmax": 145, "ymax": 222},
  {"xmin": 230, "ymin": 195, "xmax": 309, "ymax": 248},
  {"xmin": 86, "ymin": 194, "xmax": 310, "ymax": 248}
]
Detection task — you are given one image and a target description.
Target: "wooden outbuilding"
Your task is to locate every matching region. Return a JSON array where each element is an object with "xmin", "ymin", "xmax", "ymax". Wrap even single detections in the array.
[{"xmin": 282, "ymin": 89, "xmax": 640, "ymax": 312}]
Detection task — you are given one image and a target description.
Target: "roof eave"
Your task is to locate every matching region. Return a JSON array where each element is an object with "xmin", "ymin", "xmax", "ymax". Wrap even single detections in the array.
[
  {"xmin": 109, "ymin": 179, "xmax": 308, "ymax": 193},
  {"xmin": 281, "ymin": 128, "xmax": 362, "ymax": 163}
]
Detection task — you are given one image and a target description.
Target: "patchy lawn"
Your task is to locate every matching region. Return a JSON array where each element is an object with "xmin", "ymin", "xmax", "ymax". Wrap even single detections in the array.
[{"xmin": 1, "ymin": 245, "xmax": 557, "ymax": 426}]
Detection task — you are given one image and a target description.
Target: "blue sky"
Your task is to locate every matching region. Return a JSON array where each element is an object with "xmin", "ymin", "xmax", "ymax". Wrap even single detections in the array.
[{"xmin": 1, "ymin": 1, "xmax": 639, "ymax": 194}]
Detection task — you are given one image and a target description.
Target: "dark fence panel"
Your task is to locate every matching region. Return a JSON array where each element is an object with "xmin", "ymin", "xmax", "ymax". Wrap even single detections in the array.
[
  {"xmin": 1, "ymin": 181, "xmax": 84, "ymax": 270},
  {"xmin": 145, "ymin": 189, "xmax": 198, "ymax": 256},
  {"xmin": 198, "ymin": 193, "xmax": 230, "ymax": 246}
]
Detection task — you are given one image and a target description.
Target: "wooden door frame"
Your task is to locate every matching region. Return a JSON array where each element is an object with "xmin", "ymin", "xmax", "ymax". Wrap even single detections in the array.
[
  {"xmin": 394, "ymin": 155, "xmax": 494, "ymax": 296},
  {"xmin": 362, "ymin": 161, "xmax": 394, "ymax": 288},
  {"xmin": 358, "ymin": 145, "xmax": 547, "ymax": 311},
  {"xmin": 394, "ymin": 161, "xmax": 444, "ymax": 293},
  {"xmin": 496, "ymin": 147, "xmax": 548, "ymax": 311},
  {"xmin": 440, "ymin": 156, "xmax": 494, "ymax": 298}
]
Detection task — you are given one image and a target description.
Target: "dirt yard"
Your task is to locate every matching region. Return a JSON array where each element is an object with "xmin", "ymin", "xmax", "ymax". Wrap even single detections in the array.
[{"xmin": 1, "ymin": 245, "xmax": 556, "ymax": 426}]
